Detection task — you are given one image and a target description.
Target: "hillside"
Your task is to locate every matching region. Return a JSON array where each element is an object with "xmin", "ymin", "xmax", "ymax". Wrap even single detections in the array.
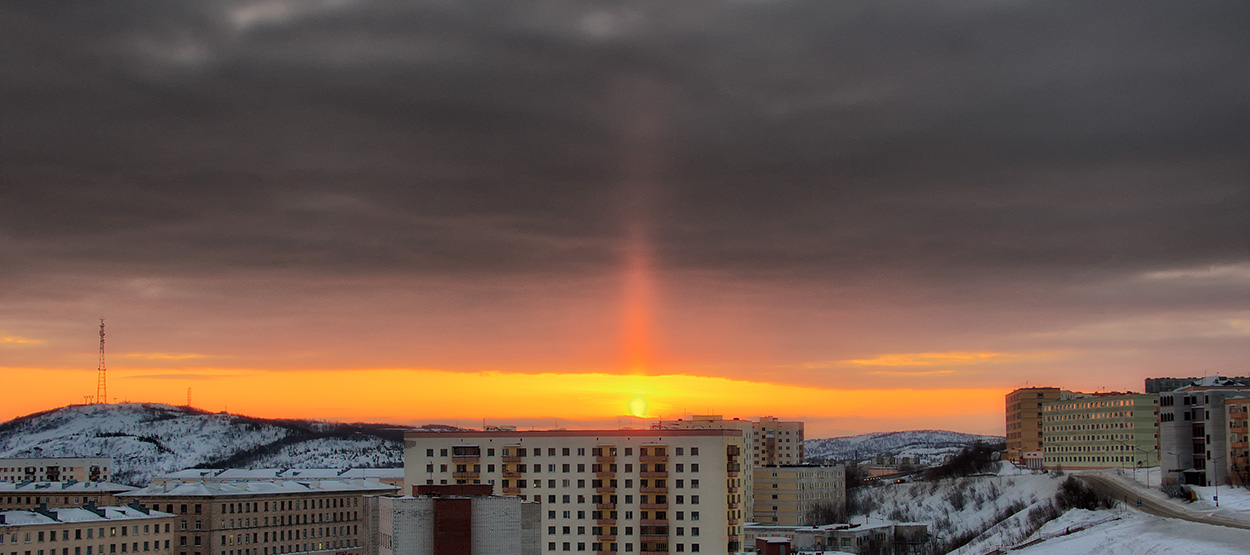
[
  {"xmin": 805, "ymin": 429, "xmax": 1004, "ymax": 464},
  {"xmin": 0, "ymin": 403, "xmax": 410, "ymax": 486}
]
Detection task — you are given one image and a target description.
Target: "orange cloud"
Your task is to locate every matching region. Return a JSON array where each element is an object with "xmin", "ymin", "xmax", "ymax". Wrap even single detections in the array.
[{"xmin": 1, "ymin": 336, "xmax": 42, "ymax": 345}]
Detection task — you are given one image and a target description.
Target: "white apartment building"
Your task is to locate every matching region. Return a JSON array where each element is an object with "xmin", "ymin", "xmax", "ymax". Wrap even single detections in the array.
[
  {"xmin": 404, "ymin": 429, "xmax": 749, "ymax": 554},
  {"xmin": 1159, "ymin": 378, "xmax": 1250, "ymax": 486},
  {"xmin": 0, "ymin": 458, "xmax": 112, "ymax": 483}
]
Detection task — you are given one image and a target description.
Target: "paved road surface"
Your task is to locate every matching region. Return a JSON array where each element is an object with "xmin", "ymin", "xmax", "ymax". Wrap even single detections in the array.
[{"xmin": 1077, "ymin": 474, "xmax": 1250, "ymax": 530}]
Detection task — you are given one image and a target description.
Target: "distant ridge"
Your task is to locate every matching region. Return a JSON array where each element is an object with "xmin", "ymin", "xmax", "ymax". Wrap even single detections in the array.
[
  {"xmin": 805, "ymin": 429, "xmax": 1004, "ymax": 464},
  {"xmin": 0, "ymin": 403, "xmax": 425, "ymax": 486}
]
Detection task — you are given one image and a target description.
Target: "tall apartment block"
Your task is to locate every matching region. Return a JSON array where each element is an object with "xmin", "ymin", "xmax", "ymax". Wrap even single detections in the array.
[
  {"xmin": 656, "ymin": 416, "xmax": 804, "ymax": 466},
  {"xmin": 0, "ymin": 458, "xmax": 112, "ymax": 483},
  {"xmin": 751, "ymin": 465, "xmax": 845, "ymax": 526},
  {"xmin": 119, "ymin": 479, "xmax": 398, "ymax": 555},
  {"xmin": 1040, "ymin": 392, "xmax": 1159, "ymax": 470},
  {"xmin": 1158, "ymin": 378, "xmax": 1250, "ymax": 486},
  {"xmin": 404, "ymin": 428, "xmax": 750, "ymax": 554},
  {"xmin": 1005, "ymin": 388, "xmax": 1065, "ymax": 463}
]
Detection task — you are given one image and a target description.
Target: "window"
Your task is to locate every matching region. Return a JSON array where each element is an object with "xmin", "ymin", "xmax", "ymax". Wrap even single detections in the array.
[
  {"xmin": 690, "ymin": 448, "xmax": 698, "ymax": 456},
  {"xmin": 425, "ymin": 449, "xmax": 433, "ymax": 456}
]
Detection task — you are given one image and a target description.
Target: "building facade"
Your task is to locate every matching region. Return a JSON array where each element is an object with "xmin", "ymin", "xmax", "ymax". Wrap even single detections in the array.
[
  {"xmin": 1159, "ymin": 379, "xmax": 1250, "ymax": 485},
  {"xmin": 119, "ymin": 479, "xmax": 398, "ymax": 555},
  {"xmin": 362, "ymin": 485, "xmax": 539, "ymax": 555},
  {"xmin": 1005, "ymin": 388, "xmax": 1064, "ymax": 463},
  {"xmin": 752, "ymin": 466, "xmax": 845, "ymax": 526},
  {"xmin": 1146, "ymin": 376, "xmax": 1250, "ymax": 394},
  {"xmin": 656, "ymin": 416, "xmax": 804, "ymax": 466},
  {"xmin": 0, "ymin": 459, "xmax": 112, "ymax": 484},
  {"xmin": 0, "ymin": 504, "xmax": 176, "ymax": 555},
  {"xmin": 1041, "ymin": 393, "xmax": 1158, "ymax": 470},
  {"xmin": 1, "ymin": 482, "xmax": 135, "ymax": 511},
  {"xmin": 1227, "ymin": 398, "xmax": 1250, "ymax": 487},
  {"xmin": 404, "ymin": 428, "xmax": 749, "ymax": 554}
]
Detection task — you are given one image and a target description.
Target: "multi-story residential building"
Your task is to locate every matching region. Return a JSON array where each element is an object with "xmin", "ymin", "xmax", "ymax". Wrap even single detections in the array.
[
  {"xmin": 0, "ymin": 458, "xmax": 112, "ymax": 483},
  {"xmin": 1005, "ymin": 388, "xmax": 1066, "ymax": 463},
  {"xmin": 0, "ymin": 504, "xmax": 176, "ymax": 555},
  {"xmin": 1227, "ymin": 397, "xmax": 1250, "ymax": 487},
  {"xmin": 1159, "ymin": 378, "xmax": 1250, "ymax": 486},
  {"xmin": 1146, "ymin": 376, "xmax": 1250, "ymax": 394},
  {"xmin": 1041, "ymin": 392, "xmax": 1159, "ymax": 470},
  {"xmin": 119, "ymin": 479, "xmax": 398, "ymax": 555},
  {"xmin": 752, "ymin": 465, "xmax": 845, "ymax": 526},
  {"xmin": 362, "ymin": 484, "xmax": 540, "ymax": 555},
  {"xmin": 404, "ymin": 428, "xmax": 749, "ymax": 554},
  {"xmin": 1, "ymin": 482, "xmax": 135, "ymax": 510},
  {"xmin": 656, "ymin": 416, "xmax": 804, "ymax": 466},
  {"xmin": 154, "ymin": 470, "xmax": 403, "ymax": 489}
]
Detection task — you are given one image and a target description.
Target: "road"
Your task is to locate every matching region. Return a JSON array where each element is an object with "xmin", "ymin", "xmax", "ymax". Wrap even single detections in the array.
[{"xmin": 1076, "ymin": 474, "xmax": 1250, "ymax": 531}]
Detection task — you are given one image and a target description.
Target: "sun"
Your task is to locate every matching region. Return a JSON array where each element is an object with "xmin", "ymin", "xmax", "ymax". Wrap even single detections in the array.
[{"xmin": 627, "ymin": 396, "xmax": 649, "ymax": 418}]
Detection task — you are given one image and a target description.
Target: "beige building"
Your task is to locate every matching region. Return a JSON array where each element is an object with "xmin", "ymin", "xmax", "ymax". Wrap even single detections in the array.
[
  {"xmin": 1042, "ymin": 392, "xmax": 1159, "ymax": 471},
  {"xmin": 656, "ymin": 416, "xmax": 804, "ymax": 466},
  {"xmin": 0, "ymin": 504, "xmax": 176, "ymax": 555},
  {"xmin": 0, "ymin": 458, "xmax": 112, "ymax": 483},
  {"xmin": 404, "ymin": 428, "xmax": 749, "ymax": 554},
  {"xmin": 752, "ymin": 465, "xmax": 845, "ymax": 526},
  {"xmin": 119, "ymin": 479, "xmax": 398, "ymax": 555},
  {"xmin": 1005, "ymin": 388, "xmax": 1066, "ymax": 462},
  {"xmin": 1, "ymin": 482, "xmax": 136, "ymax": 510}
]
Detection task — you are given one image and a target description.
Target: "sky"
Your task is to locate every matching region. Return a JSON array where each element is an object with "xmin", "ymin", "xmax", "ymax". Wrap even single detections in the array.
[{"xmin": 1, "ymin": 0, "xmax": 1248, "ymax": 438}]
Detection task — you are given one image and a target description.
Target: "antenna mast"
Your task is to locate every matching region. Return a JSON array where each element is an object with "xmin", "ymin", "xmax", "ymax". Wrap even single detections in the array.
[{"xmin": 96, "ymin": 318, "xmax": 108, "ymax": 404}]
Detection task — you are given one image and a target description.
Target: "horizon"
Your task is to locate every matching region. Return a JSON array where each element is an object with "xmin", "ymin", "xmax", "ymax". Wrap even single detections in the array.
[{"xmin": 2, "ymin": 2, "xmax": 1247, "ymax": 438}]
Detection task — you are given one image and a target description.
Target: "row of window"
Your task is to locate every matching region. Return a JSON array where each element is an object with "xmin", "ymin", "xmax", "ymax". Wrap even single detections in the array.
[
  {"xmin": 215, "ymin": 511, "xmax": 357, "ymax": 530},
  {"xmin": 3, "ymin": 525, "xmax": 167, "ymax": 545},
  {"xmin": 545, "ymin": 525, "xmax": 700, "ymax": 536},
  {"xmin": 546, "ymin": 541, "xmax": 700, "ymax": 552},
  {"xmin": 0, "ymin": 541, "xmax": 165, "ymax": 553},
  {"xmin": 428, "ymin": 446, "xmax": 694, "ymax": 458}
]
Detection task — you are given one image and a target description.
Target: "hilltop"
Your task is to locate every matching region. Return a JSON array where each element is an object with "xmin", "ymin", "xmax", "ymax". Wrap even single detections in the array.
[
  {"xmin": 805, "ymin": 429, "xmax": 1004, "ymax": 464},
  {"xmin": 0, "ymin": 403, "xmax": 412, "ymax": 485}
]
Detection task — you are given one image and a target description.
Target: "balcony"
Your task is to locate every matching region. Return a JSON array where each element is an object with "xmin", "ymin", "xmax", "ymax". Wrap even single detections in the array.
[
  {"xmin": 640, "ymin": 455, "xmax": 668, "ymax": 462},
  {"xmin": 728, "ymin": 502, "xmax": 739, "ymax": 509},
  {"xmin": 502, "ymin": 456, "xmax": 522, "ymax": 463},
  {"xmin": 595, "ymin": 519, "xmax": 617, "ymax": 526},
  {"xmin": 640, "ymin": 486, "xmax": 666, "ymax": 493},
  {"xmin": 640, "ymin": 503, "xmax": 668, "ymax": 510},
  {"xmin": 596, "ymin": 535, "xmax": 617, "ymax": 542},
  {"xmin": 728, "ymin": 517, "xmax": 739, "ymax": 525},
  {"xmin": 596, "ymin": 456, "xmax": 616, "ymax": 463},
  {"xmin": 502, "ymin": 487, "xmax": 521, "ymax": 494},
  {"xmin": 451, "ymin": 472, "xmax": 479, "ymax": 479},
  {"xmin": 640, "ymin": 519, "xmax": 668, "ymax": 526},
  {"xmin": 640, "ymin": 471, "xmax": 668, "ymax": 478},
  {"xmin": 596, "ymin": 503, "xmax": 616, "ymax": 510},
  {"xmin": 595, "ymin": 471, "xmax": 616, "ymax": 478},
  {"xmin": 640, "ymin": 534, "xmax": 667, "ymax": 542},
  {"xmin": 596, "ymin": 487, "xmax": 616, "ymax": 493},
  {"xmin": 503, "ymin": 470, "xmax": 521, "ymax": 478},
  {"xmin": 727, "ymin": 486, "xmax": 739, "ymax": 493},
  {"xmin": 452, "ymin": 456, "xmax": 479, "ymax": 463}
]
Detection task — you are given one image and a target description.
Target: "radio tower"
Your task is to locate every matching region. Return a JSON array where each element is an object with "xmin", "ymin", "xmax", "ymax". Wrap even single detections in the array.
[{"xmin": 96, "ymin": 318, "xmax": 108, "ymax": 404}]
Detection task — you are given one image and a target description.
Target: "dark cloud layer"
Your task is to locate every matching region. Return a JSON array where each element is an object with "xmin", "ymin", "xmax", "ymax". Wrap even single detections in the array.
[{"xmin": 2, "ymin": 1, "xmax": 1248, "ymax": 387}]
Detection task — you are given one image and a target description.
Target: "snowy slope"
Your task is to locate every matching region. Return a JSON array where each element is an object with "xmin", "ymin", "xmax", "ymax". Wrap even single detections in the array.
[
  {"xmin": 806, "ymin": 430, "xmax": 1004, "ymax": 464},
  {"xmin": 0, "ymin": 403, "xmax": 409, "ymax": 486},
  {"xmin": 1014, "ymin": 509, "xmax": 1250, "ymax": 555}
]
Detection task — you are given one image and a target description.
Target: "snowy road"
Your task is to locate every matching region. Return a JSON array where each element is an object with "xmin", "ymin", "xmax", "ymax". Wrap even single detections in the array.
[{"xmin": 1077, "ymin": 474, "xmax": 1250, "ymax": 531}]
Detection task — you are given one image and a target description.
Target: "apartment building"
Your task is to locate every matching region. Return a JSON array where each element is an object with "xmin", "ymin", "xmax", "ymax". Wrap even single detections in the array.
[
  {"xmin": 1159, "ymin": 378, "xmax": 1250, "ymax": 486},
  {"xmin": 1, "ymin": 482, "xmax": 135, "ymax": 510},
  {"xmin": 752, "ymin": 466, "xmax": 845, "ymax": 526},
  {"xmin": 154, "ymin": 470, "xmax": 403, "ymax": 489},
  {"xmin": 1146, "ymin": 376, "xmax": 1250, "ymax": 394},
  {"xmin": 1227, "ymin": 398, "xmax": 1250, "ymax": 487},
  {"xmin": 362, "ymin": 485, "xmax": 540, "ymax": 555},
  {"xmin": 656, "ymin": 416, "xmax": 804, "ymax": 466},
  {"xmin": 0, "ymin": 459, "xmax": 112, "ymax": 484},
  {"xmin": 1005, "ymin": 388, "xmax": 1066, "ymax": 463},
  {"xmin": 119, "ymin": 479, "xmax": 398, "ymax": 555},
  {"xmin": 404, "ymin": 428, "xmax": 749, "ymax": 554},
  {"xmin": 0, "ymin": 504, "xmax": 176, "ymax": 555},
  {"xmin": 1041, "ymin": 392, "xmax": 1158, "ymax": 470}
]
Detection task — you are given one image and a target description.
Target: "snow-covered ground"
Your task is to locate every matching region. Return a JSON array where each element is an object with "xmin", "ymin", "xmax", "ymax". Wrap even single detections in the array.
[
  {"xmin": 1015, "ymin": 508, "xmax": 1250, "ymax": 554},
  {"xmin": 1081, "ymin": 467, "xmax": 1250, "ymax": 522},
  {"xmin": 805, "ymin": 430, "xmax": 1003, "ymax": 464}
]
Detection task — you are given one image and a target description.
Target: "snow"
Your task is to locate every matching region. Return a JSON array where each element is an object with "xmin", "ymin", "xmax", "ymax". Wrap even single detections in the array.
[
  {"xmin": 806, "ymin": 430, "xmax": 1003, "ymax": 465},
  {"xmin": 1082, "ymin": 468, "xmax": 1250, "ymax": 522},
  {"xmin": 1015, "ymin": 509, "xmax": 1250, "ymax": 555}
]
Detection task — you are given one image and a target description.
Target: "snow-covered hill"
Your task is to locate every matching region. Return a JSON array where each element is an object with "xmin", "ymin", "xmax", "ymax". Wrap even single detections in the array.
[
  {"xmin": 0, "ymin": 403, "xmax": 411, "ymax": 486},
  {"xmin": 805, "ymin": 430, "xmax": 1004, "ymax": 464}
]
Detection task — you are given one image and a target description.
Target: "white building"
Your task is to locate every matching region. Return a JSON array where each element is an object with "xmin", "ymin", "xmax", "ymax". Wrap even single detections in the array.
[
  {"xmin": 1159, "ymin": 378, "xmax": 1250, "ymax": 485},
  {"xmin": 404, "ymin": 428, "xmax": 749, "ymax": 554},
  {"xmin": 363, "ymin": 485, "xmax": 540, "ymax": 555}
]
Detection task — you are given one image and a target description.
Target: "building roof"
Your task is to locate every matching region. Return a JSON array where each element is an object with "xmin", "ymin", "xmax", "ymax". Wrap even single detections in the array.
[
  {"xmin": 119, "ymin": 479, "xmax": 397, "ymax": 498},
  {"xmin": 0, "ymin": 481, "xmax": 135, "ymax": 494},
  {"xmin": 158, "ymin": 468, "xmax": 402, "ymax": 481},
  {"xmin": 1, "ymin": 505, "xmax": 172, "ymax": 527}
]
